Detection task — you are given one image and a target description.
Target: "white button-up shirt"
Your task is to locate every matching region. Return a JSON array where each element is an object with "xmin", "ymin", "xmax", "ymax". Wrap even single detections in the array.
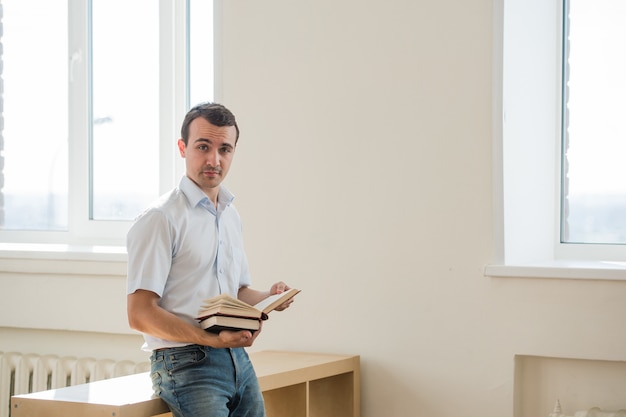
[{"xmin": 127, "ymin": 176, "xmax": 251, "ymax": 351}]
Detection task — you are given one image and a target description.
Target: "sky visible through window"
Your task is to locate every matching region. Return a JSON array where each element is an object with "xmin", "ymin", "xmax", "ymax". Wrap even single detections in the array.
[
  {"xmin": 1, "ymin": 0, "xmax": 69, "ymax": 230},
  {"xmin": 563, "ymin": 0, "xmax": 626, "ymax": 244}
]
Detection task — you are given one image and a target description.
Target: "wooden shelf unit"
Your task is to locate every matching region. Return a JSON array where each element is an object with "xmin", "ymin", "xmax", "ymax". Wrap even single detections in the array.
[{"xmin": 11, "ymin": 350, "xmax": 360, "ymax": 417}]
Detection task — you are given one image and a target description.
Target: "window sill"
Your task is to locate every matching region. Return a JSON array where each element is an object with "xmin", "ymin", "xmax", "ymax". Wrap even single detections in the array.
[
  {"xmin": 0, "ymin": 243, "xmax": 128, "ymax": 275},
  {"xmin": 484, "ymin": 260, "xmax": 626, "ymax": 281}
]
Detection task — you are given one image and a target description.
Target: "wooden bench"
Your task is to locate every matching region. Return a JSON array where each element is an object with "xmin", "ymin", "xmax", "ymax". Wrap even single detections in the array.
[{"xmin": 11, "ymin": 350, "xmax": 360, "ymax": 417}]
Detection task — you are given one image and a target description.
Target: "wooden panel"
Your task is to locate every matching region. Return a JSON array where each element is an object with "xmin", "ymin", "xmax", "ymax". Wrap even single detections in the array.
[
  {"xmin": 262, "ymin": 382, "xmax": 307, "ymax": 417},
  {"xmin": 252, "ymin": 351, "xmax": 359, "ymax": 392},
  {"xmin": 11, "ymin": 372, "xmax": 170, "ymax": 417},
  {"xmin": 309, "ymin": 372, "xmax": 354, "ymax": 417}
]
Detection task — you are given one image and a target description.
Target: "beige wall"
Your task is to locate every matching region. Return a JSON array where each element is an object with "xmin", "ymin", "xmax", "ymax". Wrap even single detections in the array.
[{"xmin": 2, "ymin": 1, "xmax": 626, "ymax": 416}]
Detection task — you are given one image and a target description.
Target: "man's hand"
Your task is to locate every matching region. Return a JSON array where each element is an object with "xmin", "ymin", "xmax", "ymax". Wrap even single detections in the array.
[
  {"xmin": 237, "ymin": 281, "xmax": 296, "ymax": 311},
  {"xmin": 269, "ymin": 281, "xmax": 294, "ymax": 311},
  {"xmin": 215, "ymin": 321, "xmax": 263, "ymax": 347}
]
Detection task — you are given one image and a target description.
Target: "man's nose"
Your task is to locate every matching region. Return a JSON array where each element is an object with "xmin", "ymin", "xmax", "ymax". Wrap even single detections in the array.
[{"xmin": 206, "ymin": 150, "xmax": 220, "ymax": 166}]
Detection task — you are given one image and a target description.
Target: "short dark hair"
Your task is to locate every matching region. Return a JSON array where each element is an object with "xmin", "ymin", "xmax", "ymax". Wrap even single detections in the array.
[{"xmin": 180, "ymin": 102, "xmax": 240, "ymax": 145}]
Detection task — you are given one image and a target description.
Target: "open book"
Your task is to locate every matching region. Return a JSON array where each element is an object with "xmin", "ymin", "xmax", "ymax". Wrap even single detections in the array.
[{"xmin": 196, "ymin": 288, "xmax": 300, "ymax": 334}]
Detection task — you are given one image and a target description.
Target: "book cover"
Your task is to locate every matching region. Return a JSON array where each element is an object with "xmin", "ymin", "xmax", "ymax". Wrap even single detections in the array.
[{"xmin": 199, "ymin": 315, "xmax": 261, "ymax": 334}]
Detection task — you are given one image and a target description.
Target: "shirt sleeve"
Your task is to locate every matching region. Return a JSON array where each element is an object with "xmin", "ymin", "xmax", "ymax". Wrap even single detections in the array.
[
  {"xmin": 126, "ymin": 209, "xmax": 173, "ymax": 297},
  {"xmin": 238, "ymin": 246, "xmax": 252, "ymax": 288}
]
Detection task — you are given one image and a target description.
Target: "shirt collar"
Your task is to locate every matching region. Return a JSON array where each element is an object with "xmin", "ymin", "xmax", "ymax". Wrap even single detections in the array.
[{"xmin": 179, "ymin": 175, "xmax": 235, "ymax": 214}]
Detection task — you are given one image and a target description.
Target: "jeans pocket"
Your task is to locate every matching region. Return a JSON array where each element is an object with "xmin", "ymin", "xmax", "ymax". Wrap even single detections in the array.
[
  {"xmin": 164, "ymin": 346, "xmax": 208, "ymax": 373},
  {"xmin": 150, "ymin": 370, "xmax": 163, "ymax": 396}
]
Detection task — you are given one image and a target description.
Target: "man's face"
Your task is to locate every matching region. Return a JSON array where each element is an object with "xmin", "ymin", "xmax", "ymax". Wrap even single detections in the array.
[{"xmin": 178, "ymin": 117, "xmax": 237, "ymax": 197}]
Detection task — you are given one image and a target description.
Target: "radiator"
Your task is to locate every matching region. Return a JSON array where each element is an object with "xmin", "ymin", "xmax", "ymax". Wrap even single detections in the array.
[{"xmin": 0, "ymin": 351, "xmax": 150, "ymax": 417}]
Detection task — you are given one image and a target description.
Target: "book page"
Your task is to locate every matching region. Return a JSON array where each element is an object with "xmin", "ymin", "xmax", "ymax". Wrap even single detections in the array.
[
  {"xmin": 199, "ymin": 293, "xmax": 254, "ymax": 310},
  {"xmin": 254, "ymin": 288, "xmax": 300, "ymax": 314}
]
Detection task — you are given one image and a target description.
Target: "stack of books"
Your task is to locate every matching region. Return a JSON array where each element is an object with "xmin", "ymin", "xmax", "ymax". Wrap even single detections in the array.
[{"xmin": 196, "ymin": 288, "xmax": 300, "ymax": 334}]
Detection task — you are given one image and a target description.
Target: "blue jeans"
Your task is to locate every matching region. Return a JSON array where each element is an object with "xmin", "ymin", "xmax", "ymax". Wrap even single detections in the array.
[{"xmin": 150, "ymin": 345, "xmax": 266, "ymax": 417}]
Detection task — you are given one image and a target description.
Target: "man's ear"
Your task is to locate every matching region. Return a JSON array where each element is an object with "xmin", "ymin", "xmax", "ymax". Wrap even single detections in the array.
[{"xmin": 177, "ymin": 139, "xmax": 186, "ymax": 157}]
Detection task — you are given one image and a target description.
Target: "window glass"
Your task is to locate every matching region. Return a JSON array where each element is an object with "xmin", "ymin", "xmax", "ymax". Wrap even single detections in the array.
[
  {"xmin": 1, "ymin": 0, "xmax": 69, "ymax": 230},
  {"xmin": 562, "ymin": 0, "xmax": 626, "ymax": 244},
  {"xmin": 91, "ymin": 0, "xmax": 160, "ymax": 220},
  {"xmin": 189, "ymin": 0, "xmax": 215, "ymax": 107}
]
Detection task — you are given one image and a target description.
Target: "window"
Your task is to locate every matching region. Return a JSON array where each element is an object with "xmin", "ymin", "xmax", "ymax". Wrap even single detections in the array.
[
  {"xmin": 561, "ymin": 0, "xmax": 626, "ymax": 245},
  {"xmin": 487, "ymin": 0, "xmax": 626, "ymax": 279},
  {"xmin": 0, "ymin": 0, "xmax": 214, "ymax": 246}
]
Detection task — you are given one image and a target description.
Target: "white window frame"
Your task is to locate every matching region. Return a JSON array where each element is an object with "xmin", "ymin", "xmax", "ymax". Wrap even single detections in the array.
[
  {"xmin": 0, "ymin": 0, "xmax": 192, "ymax": 249},
  {"xmin": 486, "ymin": 0, "xmax": 626, "ymax": 280}
]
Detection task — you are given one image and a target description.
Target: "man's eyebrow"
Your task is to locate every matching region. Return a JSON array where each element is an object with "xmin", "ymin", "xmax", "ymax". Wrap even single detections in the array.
[
  {"xmin": 192, "ymin": 138, "xmax": 234, "ymax": 148},
  {"xmin": 192, "ymin": 137, "xmax": 212, "ymax": 144}
]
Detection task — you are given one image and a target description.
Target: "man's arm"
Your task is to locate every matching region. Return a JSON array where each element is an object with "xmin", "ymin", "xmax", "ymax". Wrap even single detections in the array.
[
  {"xmin": 127, "ymin": 289, "xmax": 260, "ymax": 348},
  {"xmin": 238, "ymin": 281, "xmax": 295, "ymax": 311}
]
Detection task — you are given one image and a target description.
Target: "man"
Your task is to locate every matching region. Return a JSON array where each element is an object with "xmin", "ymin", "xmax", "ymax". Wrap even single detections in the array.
[{"xmin": 126, "ymin": 102, "xmax": 293, "ymax": 417}]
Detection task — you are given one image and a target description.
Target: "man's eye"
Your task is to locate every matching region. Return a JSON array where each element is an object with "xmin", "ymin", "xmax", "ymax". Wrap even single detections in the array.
[
  {"xmin": 220, "ymin": 147, "xmax": 232, "ymax": 153},
  {"xmin": 198, "ymin": 145, "xmax": 209, "ymax": 151}
]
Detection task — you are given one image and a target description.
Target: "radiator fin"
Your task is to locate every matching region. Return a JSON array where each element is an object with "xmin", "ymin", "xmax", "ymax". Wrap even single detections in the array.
[{"xmin": 0, "ymin": 352, "xmax": 149, "ymax": 417}]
